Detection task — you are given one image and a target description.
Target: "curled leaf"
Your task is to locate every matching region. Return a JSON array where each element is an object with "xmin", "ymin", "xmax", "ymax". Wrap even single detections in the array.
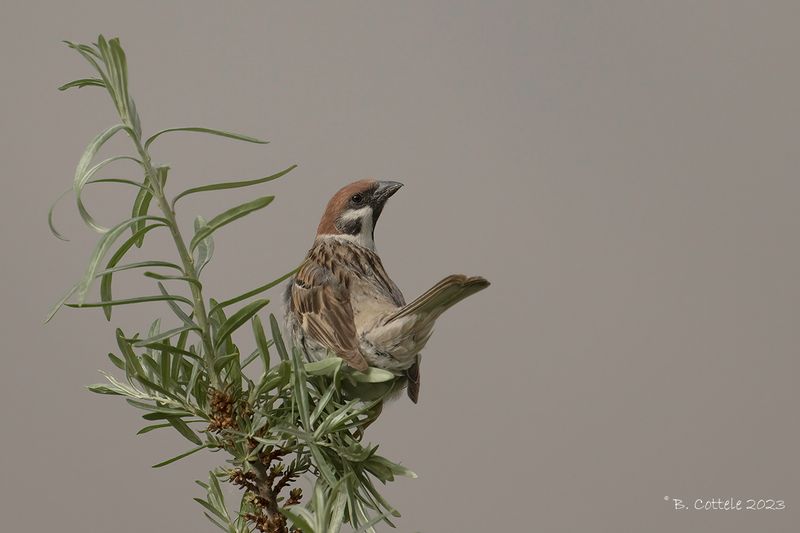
[{"xmin": 144, "ymin": 126, "xmax": 268, "ymax": 150}]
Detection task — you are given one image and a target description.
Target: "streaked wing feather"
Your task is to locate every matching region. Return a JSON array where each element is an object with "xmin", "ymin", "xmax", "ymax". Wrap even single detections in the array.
[{"xmin": 291, "ymin": 258, "xmax": 369, "ymax": 371}]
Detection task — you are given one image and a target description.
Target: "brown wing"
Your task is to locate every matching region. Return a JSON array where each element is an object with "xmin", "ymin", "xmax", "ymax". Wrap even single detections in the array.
[{"xmin": 290, "ymin": 257, "xmax": 369, "ymax": 371}]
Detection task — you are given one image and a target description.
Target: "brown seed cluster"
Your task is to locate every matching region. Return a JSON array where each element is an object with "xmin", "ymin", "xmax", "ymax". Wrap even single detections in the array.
[
  {"xmin": 242, "ymin": 510, "xmax": 289, "ymax": 533},
  {"xmin": 287, "ymin": 488, "xmax": 302, "ymax": 506},
  {"xmin": 229, "ymin": 469, "xmax": 259, "ymax": 495},
  {"xmin": 208, "ymin": 387, "xmax": 252, "ymax": 433},
  {"xmin": 208, "ymin": 388, "xmax": 236, "ymax": 432}
]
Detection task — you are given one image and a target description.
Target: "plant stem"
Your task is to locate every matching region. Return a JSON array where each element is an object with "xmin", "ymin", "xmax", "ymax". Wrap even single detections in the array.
[
  {"xmin": 250, "ymin": 460, "xmax": 282, "ymax": 516},
  {"xmin": 131, "ymin": 135, "xmax": 221, "ymax": 389}
]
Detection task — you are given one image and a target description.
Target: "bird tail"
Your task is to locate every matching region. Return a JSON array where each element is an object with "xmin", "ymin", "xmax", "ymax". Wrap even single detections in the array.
[{"xmin": 385, "ymin": 274, "xmax": 490, "ymax": 324}]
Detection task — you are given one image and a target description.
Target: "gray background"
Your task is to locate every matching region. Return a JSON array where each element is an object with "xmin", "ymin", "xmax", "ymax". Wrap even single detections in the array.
[{"xmin": 1, "ymin": 1, "xmax": 798, "ymax": 532}]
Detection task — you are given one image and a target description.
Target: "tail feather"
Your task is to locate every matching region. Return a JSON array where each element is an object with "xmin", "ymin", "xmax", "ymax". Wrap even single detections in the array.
[
  {"xmin": 386, "ymin": 274, "xmax": 490, "ymax": 324},
  {"xmin": 406, "ymin": 357, "xmax": 421, "ymax": 403}
]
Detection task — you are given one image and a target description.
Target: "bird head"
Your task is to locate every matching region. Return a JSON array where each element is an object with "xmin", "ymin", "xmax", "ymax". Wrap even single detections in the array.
[{"xmin": 316, "ymin": 179, "xmax": 403, "ymax": 249}]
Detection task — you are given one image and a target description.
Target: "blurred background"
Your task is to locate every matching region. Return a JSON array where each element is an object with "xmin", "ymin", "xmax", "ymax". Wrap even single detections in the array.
[{"xmin": 1, "ymin": 2, "xmax": 799, "ymax": 531}]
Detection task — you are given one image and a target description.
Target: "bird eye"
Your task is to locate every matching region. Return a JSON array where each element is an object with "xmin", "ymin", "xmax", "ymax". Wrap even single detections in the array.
[{"xmin": 350, "ymin": 193, "xmax": 364, "ymax": 205}]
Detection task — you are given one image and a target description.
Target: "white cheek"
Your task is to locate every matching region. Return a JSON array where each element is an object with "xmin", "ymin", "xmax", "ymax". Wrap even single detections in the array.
[{"xmin": 339, "ymin": 206, "xmax": 372, "ymax": 222}]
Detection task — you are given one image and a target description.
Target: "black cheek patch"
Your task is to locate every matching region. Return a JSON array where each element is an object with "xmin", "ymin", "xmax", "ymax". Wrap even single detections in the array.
[{"xmin": 338, "ymin": 218, "xmax": 362, "ymax": 235}]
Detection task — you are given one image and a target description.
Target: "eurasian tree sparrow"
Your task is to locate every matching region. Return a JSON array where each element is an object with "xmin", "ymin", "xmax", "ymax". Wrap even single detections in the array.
[{"xmin": 284, "ymin": 180, "xmax": 489, "ymax": 402}]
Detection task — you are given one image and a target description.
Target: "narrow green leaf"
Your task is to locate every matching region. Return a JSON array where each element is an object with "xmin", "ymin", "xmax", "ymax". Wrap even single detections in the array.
[
  {"xmin": 209, "ymin": 472, "xmax": 225, "ymax": 504},
  {"xmin": 133, "ymin": 325, "xmax": 198, "ymax": 347},
  {"xmin": 139, "ymin": 342, "xmax": 201, "ymax": 361},
  {"xmin": 213, "ymin": 268, "xmax": 296, "ymax": 312},
  {"xmin": 193, "ymin": 498, "xmax": 227, "ymax": 521},
  {"xmin": 116, "ymin": 328, "xmax": 146, "ymax": 379},
  {"xmin": 357, "ymin": 469, "xmax": 401, "ymax": 517},
  {"xmin": 253, "ymin": 361, "xmax": 291, "ymax": 398},
  {"xmin": 88, "ymin": 177, "xmax": 149, "ymax": 188},
  {"xmin": 125, "ymin": 398, "xmax": 159, "ymax": 412},
  {"xmin": 58, "ymin": 78, "xmax": 105, "ymax": 90},
  {"xmin": 107, "ymin": 352, "xmax": 125, "ymax": 370},
  {"xmin": 310, "ymin": 385, "xmax": 339, "ymax": 425},
  {"xmin": 208, "ymin": 298, "xmax": 233, "ymax": 355},
  {"xmin": 246, "ymin": 435, "xmax": 283, "ymax": 448},
  {"xmin": 280, "ymin": 507, "xmax": 315, "ymax": 533},
  {"xmin": 331, "ymin": 440, "xmax": 375, "ymax": 463},
  {"xmin": 144, "ymin": 271, "xmax": 202, "ymax": 290},
  {"xmin": 144, "ymin": 319, "xmax": 161, "ymax": 358},
  {"xmin": 240, "ymin": 348, "xmax": 262, "ymax": 369},
  {"xmin": 72, "ymin": 215, "xmax": 167, "ymax": 306},
  {"xmin": 201, "ymin": 513, "xmax": 228, "ymax": 533},
  {"xmin": 63, "ymin": 41, "xmax": 114, "ymax": 104},
  {"xmin": 78, "ymin": 156, "xmax": 145, "ymax": 234},
  {"xmin": 73, "ymin": 126, "xmax": 131, "ymax": 232},
  {"xmin": 315, "ymin": 398, "xmax": 374, "ymax": 438},
  {"xmin": 155, "ymin": 282, "xmax": 196, "ymax": 327},
  {"xmin": 269, "ymin": 314, "xmax": 289, "ymax": 361},
  {"xmin": 95, "ymin": 36, "xmax": 120, "ymax": 114},
  {"xmin": 48, "ymin": 175, "xmax": 145, "ymax": 244},
  {"xmin": 290, "ymin": 355, "xmax": 312, "ymax": 425},
  {"xmin": 349, "ymin": 496, "xmax": 375, "ymax": 533},
  {"xmin": 96, "ymin": 260, "xmax": 182, "ymax": 277},
  {"xmin": 87, "ymin": 384, "xmax": 122, "ymax": 395},
  {"xmin": 151, "ymin": 444, "xmax": 209, "ymax": 468},
  {"xmin": 131, "ymin": 167, "xmax": 166, "ymax": 247},
  {"xmin": 47, "ymin": 187, "xmax": 72, "ymax": 241},
  {"xmin": 290, "ymin": 346, "xmax": 339, "ymax": 486},
  {"xmin": 366, "ymin": 456, "xmax": 417, "ymax": 480},
  {"xmin": 100, "ymin": 223, "xmax": 168, "ymax": 319},
  {"xmin": 305, "ymin": 358, "xmax": 342, "ymax": 377},
  {"xmin": 252, "ymin": 315, "xmax": 271, "ymax": 371},
  {"xmin": 349, "ymin": 367, "xmax": 396, "ymax": 383},
  {"xmin": 142, "ymin": 409, "xmax": 194, "ymax": 421},
  {"xmin": 63, "ymin": 41, "xmax": 101, "ymax": 60},
  {"xmin": 167, "ymin": 417, "xmax": 203, "ymax": 445},
  {"xmin": 144, "ymin": 127, "xmax": 268, "ymax": 150},
  {"xmin": 108, "ymin": 37, "xmax": 140, "ymax": 134},
  {"xmin": 67, "ymin": 294, "xmax": 192, "ymax": 308},
  {"xmin": 185, "ymin": 359, "xmax": 202, "ymax": 403},
  {"xmin": 292, "ymin": 348, "xmax": 311, "ymax": 431},
  {"xmin": 214, "ymin": 299, "xmax": 269, "ymax": 349},
  {"xmin": 192, "ymin": 216, "xmax": 214, "ymax": 274},
  {"xmin": 144, "ymin": 421, "xmax": 207, "ymax": 435},
  {"xmin": 189, "ymin": 196, "xmax": 274, "ymax": 251},
  {"xmin": 213, "ymin": 352, "xmax": 240, "ymax": 373},
  {"xmin": 137, "ymin": 422, "xmax": 172, "ymax": 434},
  {"xmin": 128, "ymin": 373, "xmax": 186, "ymax": 402},
  {"xmin": 353, "ymin": 510, "xmax": 390, "ymax": 533},
  {"xmin": 96, "ymin": 36, "xmax": 133, "ymax": 128},
  {"xmin": 172, "ymin": 164, "xmax": 296, "ymax": 206},
  {"xmin": 327, "ymin": 483, "xmax": 349, "ymax": 533},
  {"xmin": 176, "ymin": 328, "xmax": 190, "ymax": 350},
  {"xmin": 45, "ymin": 283, "xmax": 78, "ymax": 323}
]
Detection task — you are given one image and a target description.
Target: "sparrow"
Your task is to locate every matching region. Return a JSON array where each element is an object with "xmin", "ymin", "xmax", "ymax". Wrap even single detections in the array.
[{"xmin": 284, "ymin": 179, "xmax": 489, "ymax": 403}]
